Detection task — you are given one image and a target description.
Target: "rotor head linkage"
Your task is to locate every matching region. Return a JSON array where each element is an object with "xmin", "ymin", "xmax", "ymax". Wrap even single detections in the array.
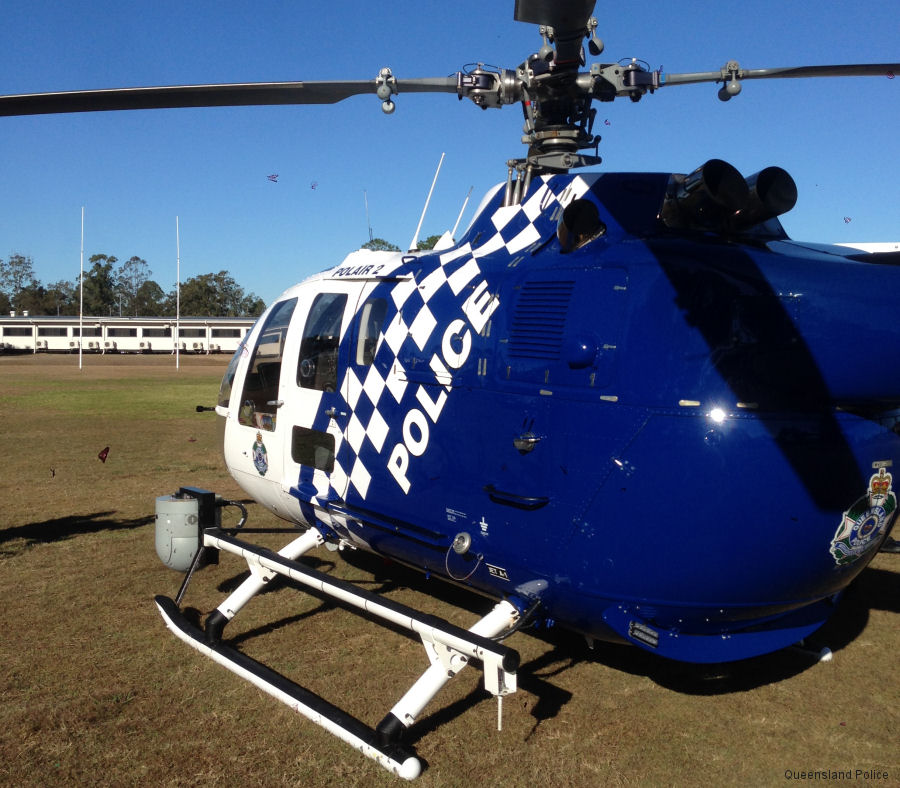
[
  {"xmin": 718, "ymin": 60, "xmax": 743, "ymax": 101},
  {"xmin": 586, "ymin": 17, "xmax": 604, "ymax": 56},
  {"xmin": 375, "ymin": 67, "xmax": 397, "ymax": 114}
]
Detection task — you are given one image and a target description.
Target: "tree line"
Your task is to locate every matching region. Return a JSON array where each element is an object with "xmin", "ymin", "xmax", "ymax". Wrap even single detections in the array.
[
  {"xmin": 0, "ymin": 253, "xmax": 266, "ymax": 318},
  {"xmin": 2, "ymin": 235, "xmax": 441, "ymax": 318}
]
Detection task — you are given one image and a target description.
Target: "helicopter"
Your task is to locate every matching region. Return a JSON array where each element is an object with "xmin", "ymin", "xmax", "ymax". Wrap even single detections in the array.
[{"xmin": 4, "ymin": 0, "xmax": 900, "ymax": 780}]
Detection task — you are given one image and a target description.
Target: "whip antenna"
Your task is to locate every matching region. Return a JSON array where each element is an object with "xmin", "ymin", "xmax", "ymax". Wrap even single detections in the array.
[{"xmin": 409, "ymin": 152, "xmax": 445, "ymax": 251}]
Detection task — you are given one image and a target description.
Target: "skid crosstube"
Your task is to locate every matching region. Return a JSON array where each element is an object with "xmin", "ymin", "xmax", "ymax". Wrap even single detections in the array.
[{"xmin": 199, "ymin": 529, "xmax": 520, "ymax": 676}]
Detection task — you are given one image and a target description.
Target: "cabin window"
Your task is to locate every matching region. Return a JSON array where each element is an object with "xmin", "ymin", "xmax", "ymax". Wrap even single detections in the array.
[
  {"xmin": 38, "ymin": 327, "xmax": 68, "ymax": 337},
  {"xmin": 355, "ymin": 298, "xmax": 386, "ymax": 366},
  {"xmin": 143, "ymin": 327, "xmax": 171, "ymax": 338},
  {"xmin": 237, "ymin": 298, "xmax": 297, "ymax": 430},
  {"xmin": 297, "ymin": 293, "xmax": 347, "ymax": 392},
  {"xmin": 291, "ymin": 426, "xmax": 335, "ymax": 472}
]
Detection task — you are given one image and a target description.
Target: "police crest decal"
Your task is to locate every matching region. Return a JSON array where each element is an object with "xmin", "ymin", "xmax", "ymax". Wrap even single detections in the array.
[
  {"xmin": 252, "ymin": 431, "xmax": 269, "ymax": 476},
  {"xmin": 829, "ymin": 465, "xmax": 896, "ymax": 566}
]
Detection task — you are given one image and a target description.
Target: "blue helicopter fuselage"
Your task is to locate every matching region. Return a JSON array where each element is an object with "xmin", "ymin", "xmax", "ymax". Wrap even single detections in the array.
[{"xmin": 220, "ymin": 171, "xmax": 900, "ymax": 663}]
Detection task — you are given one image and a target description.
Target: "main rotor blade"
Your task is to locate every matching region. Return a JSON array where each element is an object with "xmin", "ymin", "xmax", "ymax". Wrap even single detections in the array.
[
  {"xmin": 0, "ymin": 77, "xmax": 459, "ymax": 117},
  {"xmin": 663, "ymin": 62, "xmax": 900, "ymax": 87}
]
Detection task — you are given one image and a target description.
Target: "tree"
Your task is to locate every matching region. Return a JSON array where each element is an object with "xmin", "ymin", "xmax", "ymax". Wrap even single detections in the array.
[
  {"xmin": 0, "ymin": 254, "xmax": 37, "ymax": 311},
  {"xmin": 16, "ymin": 282, "xmax": 48, "ymax": 315},
  {"xmin": 175, "ymin": 270, "xmax": 265, "ymax": 317},
  {"xmin": 417, "ymin": 234, "xmax": 443, "ymax": 250},
  {"xmin": 177, "ymin": 272, "xmax": 230, "ymax": 316},
  {"xmin": 240, "ymin": 294, "xmax": 266, "ymax": 317},
  {"xmin": 0, "ymin": 265, "xmax": 74, "ymax": 315},
  {"xmin": 115, "ymin": 256, "xmax": 151, "ymax": 316},
  {"xmin": 45, "ymin": 280, "xmax": 76, "ymax": 315},
  {"xmin": 361, "ymin": 238, "xmax": 400, "ymax": 252},
  {"xmin": 81, "ymin": 254, "xmax": 117, "ymax": 316},
  {"xmin": 134, "ymin": 279, "xmax": 167, "ymax": 316}
]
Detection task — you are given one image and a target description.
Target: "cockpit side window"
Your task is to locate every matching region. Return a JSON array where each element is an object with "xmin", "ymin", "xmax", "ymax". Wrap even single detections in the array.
[
  {"xmin": 218, "ymin": 337, "xmax": 248, "ymax": 408},
  {"xmin": 237, "ymin": 298, "xmax": 297, "ymax": 431},
  {"xmin": 297, "ymin": 293, "xmax": 347, "ymax": 392},
  {"xmin": 355, "ymin": 297, "xmax": 387, "ymax": 366}
]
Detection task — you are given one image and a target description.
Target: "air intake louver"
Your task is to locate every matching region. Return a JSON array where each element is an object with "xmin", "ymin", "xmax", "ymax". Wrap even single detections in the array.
[{"xmin": 508, "ymin": 280, "xmax": 574, "ymax": 359}]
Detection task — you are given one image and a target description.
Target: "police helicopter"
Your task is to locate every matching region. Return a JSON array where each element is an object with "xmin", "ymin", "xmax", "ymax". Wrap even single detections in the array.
[{"xmin": 4, "ymin": 0, "xmax": 900, "ymax": 779}]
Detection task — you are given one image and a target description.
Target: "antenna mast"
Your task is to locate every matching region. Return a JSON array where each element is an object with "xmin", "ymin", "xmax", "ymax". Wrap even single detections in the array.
[
  {"xmin": 451, "ymin": 186, "xmax": 474, "ymax": 240},
  {"xmin": 364, "ymin": 190, "xmax": 374, "ymax": 242},
  {"xmin": 409, "ymin": 152, "xmax": 445, "ymax": 251}
]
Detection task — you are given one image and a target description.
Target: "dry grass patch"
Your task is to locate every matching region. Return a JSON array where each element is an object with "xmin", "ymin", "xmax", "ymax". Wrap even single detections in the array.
[{"xmin": 0, "ymin": 355, "xmax": 897, "ymax": 787}]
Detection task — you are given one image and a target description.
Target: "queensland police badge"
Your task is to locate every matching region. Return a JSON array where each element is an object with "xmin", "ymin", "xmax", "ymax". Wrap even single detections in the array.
[
  {"xmin": 252, "ymin": 431, "xmax": 269, "ymax": 476},
  {"xmin": 830, "ymin": 464, "xmax": 896, "ymax": 566}
]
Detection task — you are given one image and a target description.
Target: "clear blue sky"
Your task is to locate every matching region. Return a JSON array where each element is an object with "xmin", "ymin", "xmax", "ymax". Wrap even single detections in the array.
[{"xmin": 2, "ymin": 1, "xmax": 898, "ymax": 305}]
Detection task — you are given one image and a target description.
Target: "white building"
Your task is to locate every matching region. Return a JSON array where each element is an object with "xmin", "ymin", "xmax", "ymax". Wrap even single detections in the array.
[{"xmin": 0, "ymin": 314, "xmax": 256, "ymax": 354}]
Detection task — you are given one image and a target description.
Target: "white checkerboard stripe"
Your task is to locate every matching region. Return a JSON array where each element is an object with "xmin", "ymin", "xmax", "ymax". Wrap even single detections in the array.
[{"xmin": 318, "ymin": 175, "xmax": 590, "ymax": 501}]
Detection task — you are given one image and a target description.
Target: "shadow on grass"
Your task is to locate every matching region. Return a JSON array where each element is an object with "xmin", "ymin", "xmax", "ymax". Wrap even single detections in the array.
[
  {"xmin": 160, "ymin": 539, "xmax": 898, "ymax": 741},
  {"xmin": 214, "ymin": 553, "xmax": 339, "ymax": 594},
  {"xmin": 407, "ymin": 642, "xmax": 577, "ymax": 747},
  {"xmin": 207, "ymin": 548, "xmax": 582, "ymax": 741},
  {"xmin": 337, "ymin": 548, "xmax": 899, "ymax": 700},
  {"xmin": 0, "ymin": 510, "xmax": 153, "ymax": 554},
  {"xmin": 227, "ymin": 600, "xmax": 338, "ymax": 646},
  {"xmin": 627, "ymin": 564, "xmax": 900, "ymax": 696},
  {"xmin": 176, "ymin": 554, "xmax": 420, "ymax": 644}
]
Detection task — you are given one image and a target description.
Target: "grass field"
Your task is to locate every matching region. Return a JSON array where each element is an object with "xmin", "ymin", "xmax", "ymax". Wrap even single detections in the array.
[{"xmin": 0, "ymin": 354, "xmax": 897, "ymax": 787}]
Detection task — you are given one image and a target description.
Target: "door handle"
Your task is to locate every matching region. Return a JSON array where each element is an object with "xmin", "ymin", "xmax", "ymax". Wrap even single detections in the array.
[{"xmin": 483, "ymin": 484, "xmax": 549, "ymax": 510}]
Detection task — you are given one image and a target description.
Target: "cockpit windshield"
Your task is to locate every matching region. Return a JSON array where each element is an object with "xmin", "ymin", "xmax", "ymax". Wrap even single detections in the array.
[{"xmin": 218, "ymin": 337, "xmax": 248, "ymax": 409}]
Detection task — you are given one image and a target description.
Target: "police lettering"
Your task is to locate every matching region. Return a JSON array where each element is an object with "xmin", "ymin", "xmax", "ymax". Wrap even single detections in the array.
[{"xmin": 388, "ymin": 319, "xmax": 471, "ymax": 493}]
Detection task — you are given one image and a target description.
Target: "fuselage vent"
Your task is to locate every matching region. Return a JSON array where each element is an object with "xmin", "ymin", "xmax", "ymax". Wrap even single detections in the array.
[{"xmin": 508, "ymin": 280, "xmax": 575, "ymax": 360}]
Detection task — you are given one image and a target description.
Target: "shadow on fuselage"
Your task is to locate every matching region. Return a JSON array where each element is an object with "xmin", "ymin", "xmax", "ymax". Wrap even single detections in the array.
[{"xmin": 644, "ymin": 236, "xmax": 869, "ymax": 511}]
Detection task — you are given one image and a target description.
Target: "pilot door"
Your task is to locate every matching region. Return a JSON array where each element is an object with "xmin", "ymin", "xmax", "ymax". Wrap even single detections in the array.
[
  {"xmin": 228, "ymin": 297, "xmax": 298, "ymax": 516},
  {"xmin": 276, "ymin": 286, "xmax": 362, "ymax": 525}
]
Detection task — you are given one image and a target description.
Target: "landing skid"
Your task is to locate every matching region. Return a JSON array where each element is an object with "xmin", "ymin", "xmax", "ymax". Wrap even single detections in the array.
[
  {"xmin": 156, "ymin": 527, "xmax": 521, "ymax": 780},
  {"xmin": 155, "ymin": 595, "xmax": 422, "ymax": 778}
]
